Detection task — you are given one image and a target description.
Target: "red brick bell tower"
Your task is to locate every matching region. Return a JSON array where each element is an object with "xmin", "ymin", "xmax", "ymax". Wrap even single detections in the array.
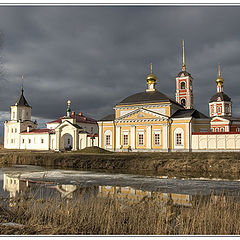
[{"xmin": 175, "ymin": 40, "xmax": 194, "ymax": 109}]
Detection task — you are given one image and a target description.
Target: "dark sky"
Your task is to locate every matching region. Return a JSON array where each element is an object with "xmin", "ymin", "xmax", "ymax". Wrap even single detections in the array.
[{"xmin": 0, "ymin": 6, "xmax": 240, "ymax": 126}]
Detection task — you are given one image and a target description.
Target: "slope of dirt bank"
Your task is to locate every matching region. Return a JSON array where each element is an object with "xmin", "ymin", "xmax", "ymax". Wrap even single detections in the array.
[{"xmin": 1, "ymin": 150, "xmax": 240, "ymax": 176}]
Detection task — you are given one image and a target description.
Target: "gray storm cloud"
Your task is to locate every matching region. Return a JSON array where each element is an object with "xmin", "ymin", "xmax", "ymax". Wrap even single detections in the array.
[{"xmin": 0, "ymin": 6, "xmax": 239, "ymax": 121}]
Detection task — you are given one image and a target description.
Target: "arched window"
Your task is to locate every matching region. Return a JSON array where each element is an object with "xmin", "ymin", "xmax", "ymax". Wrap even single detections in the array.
[
  {"xmin": 181, "ymin": 98, "xmax": 186, "ymax": 106},
  {"xmin": 174, "ymin": 128, "xmax": 184, "ymax": 149},
  {"xmin": 180, "ymin": 82, "xmax": 186, "ymax": 89},
  {"xmin": 104, "ymin": 130, "xmax": 112, "ymax": 148}
]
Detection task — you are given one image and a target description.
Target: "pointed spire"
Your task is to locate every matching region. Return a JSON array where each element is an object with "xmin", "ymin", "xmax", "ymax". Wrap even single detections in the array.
[
  {"xmin": 216, "ymin": 64, "xmax": 224, "ymax": 93},
  {"xmin": 21, "ymin": 75, "xmax": 24, "ymax": 94},
  {"xmin": 67, "ymin": 99, "xmax": 71, "ymax": 117},
  {"xmin": 218, "ymin": 64, "xmax": 221, "ymax": 77},
  {"xmin": 216, "ymin": 64, "xmax": 224, "ymax": 84},
  {"xmin": 150, "ymin": 62, "xmax": 152, "ymax": 74},
  {"xmin": 182, "ymin": 40, "xmax": 186, "ymax": 71},
  {"xmin": 14, "ymin": 75, "xmax": 31, "ymax": 107}
]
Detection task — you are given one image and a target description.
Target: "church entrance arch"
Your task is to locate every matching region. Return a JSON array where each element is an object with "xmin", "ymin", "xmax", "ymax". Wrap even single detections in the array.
[{"xmin": 62, "ymin": 133, "xmax": 73, "ymax": 150}]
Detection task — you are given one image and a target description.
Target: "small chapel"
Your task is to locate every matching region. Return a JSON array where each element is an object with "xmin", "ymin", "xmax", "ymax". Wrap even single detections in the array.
[{"xmin": 4, "ymin": 83, "xmax": 99, "ymax": 151}]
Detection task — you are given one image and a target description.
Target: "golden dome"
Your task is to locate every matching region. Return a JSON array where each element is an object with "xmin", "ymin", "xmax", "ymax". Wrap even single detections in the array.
[
  {"xmin": 216, "ymin": 76, "xmax": 224, "ymax": 85},
  {"xmin": 146, "ymin": 63, "xmax": 158, "ymax": 83},
  {"xmin": 147, "ymin": 73, "xmax": 158, "ymax": 82}
]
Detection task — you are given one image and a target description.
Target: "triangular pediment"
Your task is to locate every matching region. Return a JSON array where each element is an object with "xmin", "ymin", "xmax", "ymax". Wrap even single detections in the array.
[
  {"xmin": 116, "ymin": 108, "xmax": 168, "ymax": 122},
  {"xmin": 55, "ymin": 120, "xmax": 83, "ymax": 130},
  {"xmin": 211, "ymin": 116, "xmax": 230, "ymax": 124}
]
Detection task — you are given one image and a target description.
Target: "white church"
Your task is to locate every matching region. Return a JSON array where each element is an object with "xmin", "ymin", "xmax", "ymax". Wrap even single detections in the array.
[{"xmin": 4, "ymin": 86, "xmax": 99, "ymax": 151}]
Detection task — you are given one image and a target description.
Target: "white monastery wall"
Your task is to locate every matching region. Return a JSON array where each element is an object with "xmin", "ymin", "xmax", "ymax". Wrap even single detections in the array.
[
  {"xmin": 192, "ymin": 133, "xmax": 240, "ymax": 151},
  {"xmin": 19, "ymin": 133, "xmax": 50, "ymax": 150},
  {"xmin": 50, "ymin": 134, "xmax": 56, "ymax": 150},
  {"xmin": 47, "ymin": 123, "xmax": 59, "ymax": 129},
  {"xmin": 79, "ymin": 134, "xmax": 98, "ymax": 149}
]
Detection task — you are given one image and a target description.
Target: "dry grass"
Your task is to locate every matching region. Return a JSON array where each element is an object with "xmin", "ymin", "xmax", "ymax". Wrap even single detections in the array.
[
  {"xmin": 73, "ymin": 146, "xmax": 112, "ymax": 154},
  {"xmin": 0, "ymin": 193, "xmax": 240, "ymax": 235}
]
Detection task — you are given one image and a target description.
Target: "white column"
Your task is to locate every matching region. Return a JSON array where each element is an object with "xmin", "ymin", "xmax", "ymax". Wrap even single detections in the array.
[
  {"xmin": 116, "ymin": 126, "xmax": 121, "ymax": 149},
  {"xmin": 222, "ymin": 102, "xmax": 225, "ymax": 115},
  {"xmin": 72, "ymin": 130, "xmax": 77, "ymax": 150},
  {"xmin": 162, "ymin": 124, "xmax": 168, "ymax": 150},
  {"xmin": 131, "ymin": 126, "xmax": 135, "ymax": 149},
  {"xmin": 189, "ymin": 122, "xmax": 192, "ymax": 151},
  {"xmin": 55, "ymin": 130, "xmax": 60, "ymax": 151},
  {"xmin": 98, "ymin": 125, "xmax": 102, "ymax": 148},
  {"xmin": 186, "ymin": 122, "xmax": 189, "ymax": 150},
  {"xmin": 147, "ymin": 126, "xmax": 152, "ymax": 149}
]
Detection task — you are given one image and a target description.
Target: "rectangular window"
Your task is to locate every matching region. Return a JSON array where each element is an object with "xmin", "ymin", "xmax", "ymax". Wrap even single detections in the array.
[
  {"xmin": 11, "ymin": 139, "xmax": 13, "ymax": 144},
  {"xmin": 236, "ymin": 128, "xmax": 240, "ymax": 132},
  {"xmin": 176, "ymin": 133, "xmax": 182, "ymax": 145},
  {"xmin": 15, "ymin": 128, "xmax": 17, "ymax": 133},
  {"xmin": 41, "ymin": 139, "xmax": 44, "ymax": 144},
  {"xmin": 123, "ymin": 134, "xmax": 128, "ymax": 146},
  {"xmin": 154, "ymin": 133, "xmax": 160, "ymax": 145},
  {"xmin": 11, "ymin": 128, "xmax": 13, "ymax": 133},
  {"xmin": 218, "ymin": 107, "xmax": 221, "ymax": 113},
  {"xmin": 138, "ymin": 134, "xmax": 144, "ymax": 146},
  {"xmin": 13, "ymin": 112, "xmax": 15, "ymax": 119},
  {"xmin": 105, "ymin": 135, "xmax": 111, "ymax": 146},
  {"xmin": 22, "ymin": 139, "xmax": 24, "ymax": 143},
  {"xmin": 28, "ymin": 139, "xmax": 31, "ymax": 144}
]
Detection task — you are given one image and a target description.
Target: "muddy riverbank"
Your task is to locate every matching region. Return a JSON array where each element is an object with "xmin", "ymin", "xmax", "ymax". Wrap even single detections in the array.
[{"xmin": 1, "ymin": 150, "xmax": 240, "ymax": 177}]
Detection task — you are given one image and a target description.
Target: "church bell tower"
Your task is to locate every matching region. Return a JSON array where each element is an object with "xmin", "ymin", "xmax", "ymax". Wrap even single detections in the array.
[
  {"xmin": 175, "ymin": 40, "xmax": 194, "ymax": 109},
  {"xmin": 10, "ymin": 76, "xmax": 32, "ymax": 122},
  {"xmin": 209, "ymin": 65, "xmax": 232, "ymax": 118}
]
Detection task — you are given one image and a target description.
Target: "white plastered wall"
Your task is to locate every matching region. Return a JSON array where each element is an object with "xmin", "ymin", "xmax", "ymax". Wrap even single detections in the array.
[
  {"xmin": 4, "ymin": 120, "xmax": 37, "ymax": 149},
  {"xmin": 20, "ymin": 133, "xmax": 50, "ymax": 150},
  {"xmin": 192, "ymin": 134, "xmax": 240, "ymax": 151},
  {"xmin": 78, "ymin": 133, "xmax": 99, "ymax": 149}
]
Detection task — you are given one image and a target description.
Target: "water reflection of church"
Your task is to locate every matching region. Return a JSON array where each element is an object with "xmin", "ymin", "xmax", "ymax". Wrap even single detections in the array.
[{"xmin": 3, "ymin": 172, "xmax": 226, "ymax": 208}]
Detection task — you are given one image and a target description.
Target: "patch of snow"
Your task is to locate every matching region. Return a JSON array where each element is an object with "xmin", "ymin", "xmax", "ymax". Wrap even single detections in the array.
[{"xmin": 0, "ymin": 222, "xmax": 24, "ymax": 228}]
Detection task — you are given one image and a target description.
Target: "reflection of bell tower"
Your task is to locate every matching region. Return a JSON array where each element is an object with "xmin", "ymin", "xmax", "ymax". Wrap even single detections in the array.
[{"xmin": 175, "ymin": 40, "xmax": 194, "ymax": 109}]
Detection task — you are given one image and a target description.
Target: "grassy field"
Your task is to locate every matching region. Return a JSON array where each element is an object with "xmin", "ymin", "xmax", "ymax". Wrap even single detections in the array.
[
  {"xmin": 1, "ymin": 147, "xmax": 240, "ymax": 180},
  {"xmin": 0, "ymin": 193, "xmax": 240, "ymax": 235}
]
